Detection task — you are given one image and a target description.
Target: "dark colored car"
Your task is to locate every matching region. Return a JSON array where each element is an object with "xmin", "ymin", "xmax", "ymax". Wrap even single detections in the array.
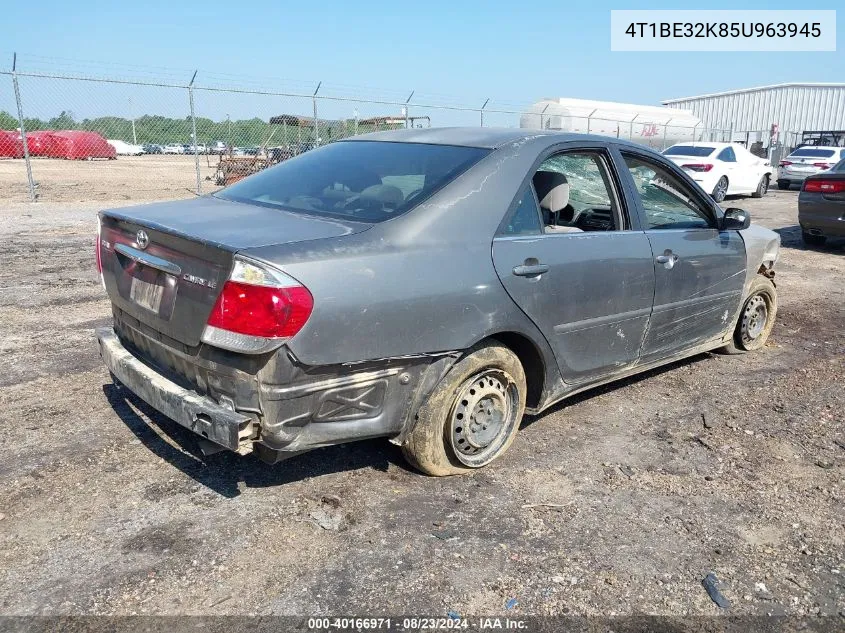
[
  {"xmin": 95, "ymin": 129, "xmax": 780, "ymax": 475},
  {"xmin": 268, "ymin": 146, "xmax": 294, "ymax": 164},
  {"xmin": 142, "ymin": 143, "xmax": 163, "ymax": 154},
  {"xmin": 294, "ymin": 141, "xmax": 315, "ymax": 155},
  {"xmin": 798, "ymin": 158, "xmax": 845, "ymax": 246}
]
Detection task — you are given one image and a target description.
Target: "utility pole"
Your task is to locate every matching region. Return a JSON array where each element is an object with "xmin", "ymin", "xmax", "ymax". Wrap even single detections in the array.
[
  {"xmin": 129, "ymin": 97, "xmax": 137, "ymax": 144},
  {"xmin": 313, "ymin": 81, "xmax": 321, "ymax": 145},
  {"xmin": 404, "ymin": 91, "xmax": 414, "ymax": 129},
  {"xmin": 188, "ymin": 70, "xmax": 201, "ymax": 195}
]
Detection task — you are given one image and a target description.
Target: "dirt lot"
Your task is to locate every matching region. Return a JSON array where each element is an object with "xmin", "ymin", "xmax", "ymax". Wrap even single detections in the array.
[
  {"xmin": 0, "ymin": 186, "xmax": 842, "ymax": 619},
  {"xmin": 0, "ymin": 155, "xmax": 220, "ymax": 204}
]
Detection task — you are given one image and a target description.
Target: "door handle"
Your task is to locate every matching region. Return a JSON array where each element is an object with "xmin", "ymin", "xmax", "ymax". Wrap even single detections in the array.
[
  {"xmin": 656, "ymin": 251, "xmax": 680, "ymax": 270},
  {"xmin": 513, "ymin": 263, "xmax": 549, "ymax": 277}
]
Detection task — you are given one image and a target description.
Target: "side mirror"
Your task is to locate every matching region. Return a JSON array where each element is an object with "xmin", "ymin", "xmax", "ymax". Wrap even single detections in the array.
[{"xmin": 721, "ymin": 207, "xmax": 751, "ymax": 231}]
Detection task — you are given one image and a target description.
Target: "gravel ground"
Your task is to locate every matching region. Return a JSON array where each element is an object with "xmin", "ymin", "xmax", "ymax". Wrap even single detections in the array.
[{"xmin": 0, "ymin": 188, "xmax": 842, "ymax": 618}]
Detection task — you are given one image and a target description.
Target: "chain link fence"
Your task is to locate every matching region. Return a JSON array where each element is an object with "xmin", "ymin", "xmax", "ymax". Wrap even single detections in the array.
[
  {"xmin": 1, "ymin": 63, "xmax": 737, "ymax": 204},
  {"xmin": 729, "ymin": 129, "xmax": 807, "ymax": 166}
]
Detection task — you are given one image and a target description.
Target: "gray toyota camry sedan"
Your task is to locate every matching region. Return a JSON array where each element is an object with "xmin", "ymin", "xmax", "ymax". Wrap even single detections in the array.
[{"xmin": 96, "ymin": 128, "xmax": 780, "ymax": 475}]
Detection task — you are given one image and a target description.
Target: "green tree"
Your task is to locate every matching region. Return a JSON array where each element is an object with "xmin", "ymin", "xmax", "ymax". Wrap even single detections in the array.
[{"xmin": 48, "ymin": 111, "xmax": 76, "ymax": 130}]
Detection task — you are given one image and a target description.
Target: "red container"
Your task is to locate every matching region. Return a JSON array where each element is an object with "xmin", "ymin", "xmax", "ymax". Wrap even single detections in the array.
[
  {"xmin": 23, "ymin": 131, "xmax": 59, "ymax": 156},
  {"xmin": 48, "ymin": 131, "xmax": 116, "ymax": 160},
  {"xmin": 0, "ymin": 130, "xmax": 24, "ymax": 158}
]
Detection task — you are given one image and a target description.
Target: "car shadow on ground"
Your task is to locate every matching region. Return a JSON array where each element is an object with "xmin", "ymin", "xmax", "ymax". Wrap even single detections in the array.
[
  {"xmin": 102, "ymin": 383, "xmax": 412, "ymax": 498},
  {"xmin": 104, "ymin": 353, "xmax": 719, "ymax": 496},
  {"xmin": 774, "ymin": 225, "xmax": 845, "ymax": 254},
  {"xmin": 520, "ymin": 352, "xmax": 714, "ymax": 429}
]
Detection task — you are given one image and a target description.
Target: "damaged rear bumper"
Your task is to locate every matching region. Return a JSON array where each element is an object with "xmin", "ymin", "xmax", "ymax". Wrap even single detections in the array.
[
  {"xmin": 96, "ymin": 327, "xmax": 256, "ymax": 453},
  {"xmin": 97, "ymin": 325, "xmax": 457, "ymax": 463}
]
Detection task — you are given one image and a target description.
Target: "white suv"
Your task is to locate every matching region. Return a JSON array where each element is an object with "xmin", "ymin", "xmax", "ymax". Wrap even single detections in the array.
[{"xmin": 777, "ymin": 146, "xmax": 845, "ymax": 190}]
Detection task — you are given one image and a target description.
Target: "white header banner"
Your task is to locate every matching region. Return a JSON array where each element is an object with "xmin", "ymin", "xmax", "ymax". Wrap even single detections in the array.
[{"xmin": 611, "ymin": 10, "xmax": 836, "ymax": 52}]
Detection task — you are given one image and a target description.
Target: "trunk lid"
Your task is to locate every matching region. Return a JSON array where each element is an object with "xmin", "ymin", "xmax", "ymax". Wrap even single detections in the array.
[{"xmin": 99, "ymin": 196, "xmax": 369, "ymax": 347}]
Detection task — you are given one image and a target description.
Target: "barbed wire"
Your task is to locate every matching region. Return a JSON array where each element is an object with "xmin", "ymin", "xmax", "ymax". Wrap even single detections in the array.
[{"xmin": 1, "ymin": 51, "xmax": 533, "ymax": 114}]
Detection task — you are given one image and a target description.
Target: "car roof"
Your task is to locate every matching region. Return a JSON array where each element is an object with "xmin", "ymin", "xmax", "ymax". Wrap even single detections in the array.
[
  {"xmin": 666, "ymin": 142, "xmax": 732, "ymax": 149},
  {"xmin": 346, "ymin": 126, "xmax": 630, "ymax": 150}
]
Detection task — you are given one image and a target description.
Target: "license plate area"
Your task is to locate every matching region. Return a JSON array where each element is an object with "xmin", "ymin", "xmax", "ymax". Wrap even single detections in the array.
[
  {"xmin": 127, "ymin": 265, "xmax": 177, "ymax": 319},
  {"xmin": 130, "ymin": 275, "xmax": 164, "ymax": 312}
]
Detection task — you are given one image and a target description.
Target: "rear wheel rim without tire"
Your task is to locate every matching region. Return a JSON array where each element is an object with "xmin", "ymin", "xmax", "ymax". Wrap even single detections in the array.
[
  {"xmin": 714, "ymin": 177, "xmax": 728, "ymax": 202},
  {"xmin": 740, "ymin": 294, "xmax": 769, "ymax": 345},
  {"xmin": 449, "ymin": 369, "xmax": 519, "ymax": 468}
]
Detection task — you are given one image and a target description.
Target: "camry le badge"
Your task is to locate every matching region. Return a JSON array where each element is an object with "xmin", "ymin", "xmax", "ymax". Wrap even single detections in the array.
[{"xmin": 182, "ymin": 273, "xmax": 217, "ymax": 289}]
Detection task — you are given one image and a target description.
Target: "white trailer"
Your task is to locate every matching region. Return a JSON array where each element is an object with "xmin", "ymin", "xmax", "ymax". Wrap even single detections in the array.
[{"xmin": 520, "ymin": 98, "xmax": 716, "ymax": 149}]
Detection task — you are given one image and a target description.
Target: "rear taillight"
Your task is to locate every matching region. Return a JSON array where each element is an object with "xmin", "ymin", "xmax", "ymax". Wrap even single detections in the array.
[
  {"xmin": 803, "ymin": 179, "xmax": 845, "ymax": 193},
  {"xmin": 207, "ymin": 281, "xmax": 312, "ymax": 338},
  {"xmin": 681, "ymin": 163, "xmax": 713, "ymax": 172},
  {"xmin": 779, "ymin": 161, "xmax": 792, "ymax": 167},
  {"xmin": 811, "ymin": 162, "xmax": 831, "ymax": 170},
  {"xmin": 201, "ymin": 257, "xmax": 313, "ymax": 354}
]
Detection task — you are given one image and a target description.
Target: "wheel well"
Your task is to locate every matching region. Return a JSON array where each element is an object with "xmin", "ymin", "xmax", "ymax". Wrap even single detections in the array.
[{"xmin": 487, "ymin": 332, "xmax": 545, "ymax": 409}]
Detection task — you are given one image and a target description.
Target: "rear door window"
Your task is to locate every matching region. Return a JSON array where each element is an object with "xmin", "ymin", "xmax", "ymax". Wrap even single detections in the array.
[{"xmin": 533, "ymin": 151, "xmax": 624, "ymax": 233}]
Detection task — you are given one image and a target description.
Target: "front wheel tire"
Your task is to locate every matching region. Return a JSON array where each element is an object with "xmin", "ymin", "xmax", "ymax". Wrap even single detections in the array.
[
  {"xmin": 402, "ymin": 343, "xmax": 526, "ymax": 476},
  {"xmin": 718, "ymin": 276, "xmax": 777, "ymax": 354}
]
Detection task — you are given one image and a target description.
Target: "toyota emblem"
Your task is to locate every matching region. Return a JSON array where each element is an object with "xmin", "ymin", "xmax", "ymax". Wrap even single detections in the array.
[{"xmin": 136, "ymin": 230, "xmax": 149, "ymax": 250}]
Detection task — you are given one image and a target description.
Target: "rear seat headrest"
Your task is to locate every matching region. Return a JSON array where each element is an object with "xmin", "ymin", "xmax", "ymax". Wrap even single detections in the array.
[{"xmin": 533, "ymin": 171, "xmax": 570, "ymax": 213}]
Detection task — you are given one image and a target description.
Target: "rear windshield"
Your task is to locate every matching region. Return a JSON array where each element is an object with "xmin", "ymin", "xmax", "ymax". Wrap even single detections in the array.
[
  {"xmin": 217, "ymin": 141, "xmax": 490, "ymax": 222},
  {"xmin": 789, "ymin": 148, "xmax": 836, "ymax": 158},
  {"xmin": 663, "ymin": 145, "xmax": 714, "ymax": 157},
  {"xmin": 833, "ymin": 159, "xmax": 845, "ymax": 172}
]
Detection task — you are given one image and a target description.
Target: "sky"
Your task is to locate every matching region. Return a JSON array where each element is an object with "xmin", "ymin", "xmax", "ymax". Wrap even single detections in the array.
[{"xmin": 1, "ymin": 0, "xmax": 843, "ymax": 125}]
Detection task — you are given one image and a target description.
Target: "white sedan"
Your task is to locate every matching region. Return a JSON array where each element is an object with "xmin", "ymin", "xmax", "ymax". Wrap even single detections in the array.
[
  {"xmin": 662, "ymin": 142, "xmax": 772, "ymax": 202},
  {"xmin": 777, "ymin": 146, "xmax": 845, "ymax": 189},
  {"xmin": 162, "ymin": 144, "xmax": 185, "ymax": 155},
  {"xmin": 107, "ymin": 139, "xmax": 144, "ymax": 156}
]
